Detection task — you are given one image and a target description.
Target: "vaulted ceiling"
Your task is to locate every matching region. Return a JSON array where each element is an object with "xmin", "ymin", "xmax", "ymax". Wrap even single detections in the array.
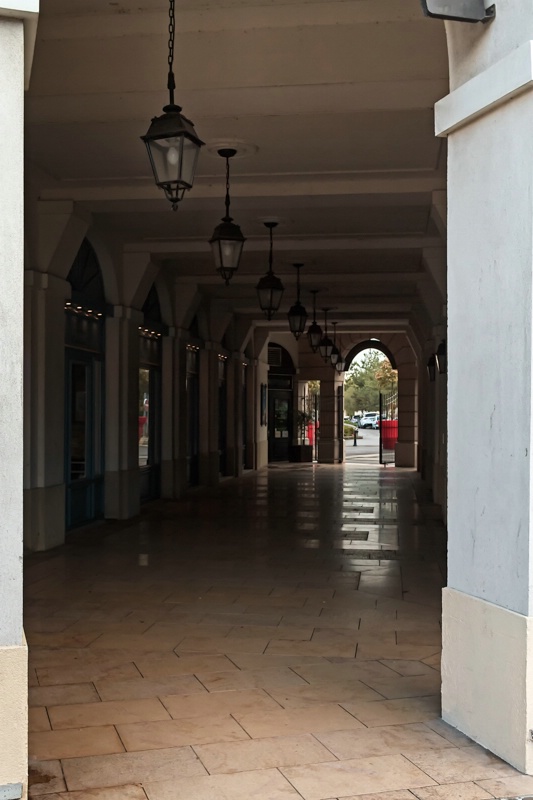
[{"xmin": 26, "ymin": 0, "xmax": 448, "ymax": 342}]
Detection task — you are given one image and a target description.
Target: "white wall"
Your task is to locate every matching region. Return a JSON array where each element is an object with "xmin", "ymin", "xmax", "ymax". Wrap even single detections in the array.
[{"xmin": 441, "ymin": 4, "xmax": 533, "ymax": 772}]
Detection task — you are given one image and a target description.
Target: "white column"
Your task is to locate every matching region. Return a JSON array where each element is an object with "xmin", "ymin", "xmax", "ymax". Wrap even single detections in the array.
[
  {"xmin": 439, "ymin": 21, "xmax": 533, "ymax": 773},
  {"xmin": 198, "ymin": 345, "xmax": 220, "ymax": 486},
  {"xmin": 318, "ymin": 370, "xmax": 342, "ymax": 464},
  {"xmin": 0, "ymin": 3, "xmax": 38, "ymax": 794},
  {"xmin": 104, "ymin": 306, "xmax": 142, "ymax": 519},
  {"xmin": 24, "ymin": 272, "xmax": 69, "ymax": 551}
]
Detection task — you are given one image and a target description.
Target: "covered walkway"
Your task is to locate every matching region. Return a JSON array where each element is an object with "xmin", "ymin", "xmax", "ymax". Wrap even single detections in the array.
[{"xmin": 25, "ymin": 464, "xmax": 531, "ymax": 799}]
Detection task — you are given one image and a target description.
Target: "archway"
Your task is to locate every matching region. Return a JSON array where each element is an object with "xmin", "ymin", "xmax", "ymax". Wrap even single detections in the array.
[{"xmin": 64, "ymin": 238, "xmax": 106, "ymax": 529}]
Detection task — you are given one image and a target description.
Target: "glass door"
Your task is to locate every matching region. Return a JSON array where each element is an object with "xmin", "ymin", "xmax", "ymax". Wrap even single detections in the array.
[
  {"xmin": 268, "ymin": 390, "xmax": 293, "ymax": 461},
  {"xmin": 65, "ymin": 351, "xmax": 104, "ymax": 528},
  {"xmin": 139, "ymin": 367, "xmax": 161, "ymax": 501}
]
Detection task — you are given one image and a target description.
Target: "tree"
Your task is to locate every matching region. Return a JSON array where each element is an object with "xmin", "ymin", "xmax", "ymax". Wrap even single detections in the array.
[{"xmin": 344, "ymin": 349, "xmax": 397, "ymax": 415}]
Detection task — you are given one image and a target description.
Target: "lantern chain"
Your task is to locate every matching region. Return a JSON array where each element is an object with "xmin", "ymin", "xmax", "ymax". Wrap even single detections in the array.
[
  {"xmin": 225, "ymin": 156, "xmax": 231, "ymax": 221},
  {"xmin": 167, "ymin": 0, "xmax": 176, "ymax": 105}
]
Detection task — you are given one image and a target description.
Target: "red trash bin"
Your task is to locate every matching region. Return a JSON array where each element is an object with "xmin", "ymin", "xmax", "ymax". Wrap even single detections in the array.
[{"xmin": 381, "ymin": 419, "xmax": 398, "ymax": 451}]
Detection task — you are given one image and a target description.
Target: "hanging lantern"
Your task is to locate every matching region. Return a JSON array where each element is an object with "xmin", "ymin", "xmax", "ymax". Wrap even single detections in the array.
[
  {"xmin": 209, "ymin": 148, "xmax": 246, "ymax": 285},
  {"xmin": 287, "ymin": 263, "xmax": 308, "ymax": 339},
  {"xmin": 141, "ymin": 0, "xmax": 204, "ymax": 210},
  {"xmin": 256, "ymin": 222, "xmax": 284, "ymax": 319},
  {"xmin": 318, "ymin": 308, "xmax": 334, "ymax": 361},
  {"xmin": 335, "ymin": 357, "xmax": 345, "ymax": 374},
  {"xmin": 307, "ymin": 289, "xmax": 322, "ymax": 352},
  {"xmin": 330, "ymin": 321, "xmax": 340, "ymax": 366}
]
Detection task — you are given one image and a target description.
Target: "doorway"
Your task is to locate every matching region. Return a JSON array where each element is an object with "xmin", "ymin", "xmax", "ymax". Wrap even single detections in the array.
[{"xmin": 65, "ymin": 350, "xmax": 104, "ymax": 528}]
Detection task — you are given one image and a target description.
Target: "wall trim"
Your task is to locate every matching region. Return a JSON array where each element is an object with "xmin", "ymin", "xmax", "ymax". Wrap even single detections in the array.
[{"xmin": 436, "ymin": 40, "xmax": 533, "ymax": 137}]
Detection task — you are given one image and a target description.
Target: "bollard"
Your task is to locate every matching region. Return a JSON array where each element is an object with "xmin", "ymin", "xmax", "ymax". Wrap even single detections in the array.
[{"xmin": 353, "ymin": 429, "xmax": 358, "ymax": 446}]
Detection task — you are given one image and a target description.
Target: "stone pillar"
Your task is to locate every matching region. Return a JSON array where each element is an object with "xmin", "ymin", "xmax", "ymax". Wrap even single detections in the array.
[
  {"xmin": 104, "ymin": 306, "xmax": 142, "ymax": 519},
  {"xmin": 438, "ymin": 21, "xmax": 533, "ymax": 773},
  {"xmin": 225, "ymin": 355, "xmax": 238, "ymax": 477},
  {"xmin": 160, "ymin": 327, "xmax": 186, "ymax": 498},
  {"xmin": 198, "ymin": 346, "xmax": 219, "ymax": 486},
  {"xmin": 24, "ymin": 272, "xmax": 70, "ymax": 551},
  {"xmin": 395, "ymin": 349, "xmax": 418, "ymax": 468},
  {"xmin": 245, "ymin": 361, "xmax": 256, "ymax": 469},
  {"xmin": 0, "ymin": 6, "xmax": 37, "ymax": 796},
  {"xmin": 318, "ymin": 370, "xmax": 342, "ymax": 464}
]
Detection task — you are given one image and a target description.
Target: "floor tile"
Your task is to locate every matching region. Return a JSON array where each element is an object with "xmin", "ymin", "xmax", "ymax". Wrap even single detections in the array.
[
  {"xmin": 36, "ymin": 662, "xmax": 141, "ymax": 687},
  {"xmin": 196, "ymin": 666, "xmax": 307, "ymax": 691},
  {"xmin": 360, "ymin": 674, "xmax": 442, "ymax": 700},
  {"xmin": 380, "ymin": 660, "xmax": 439, "ymax": 678},
  {"xmin": 46, "ymin": 785, "xmax": 147, "ymax": 800},
  {"xmin": 411, "ymin": 782, "xmax": 494, "ymax": 800},
  {"xmin": 161, "ymin": 687, "xmax": 280, "ymax": 719},
  {"xmin": 29, "ymin": 760, "xmax": 66, "ymax": 796},
  {"xmin": 281, "ymin": 753, "xmax": 437, "ymax": 799},
  {"xmin": 225, "ymin": 653, "xmax": 325, "ymax": 670},
  {"xmin": 341, "ymin": 792, "xmax": 423, "ymax": 800},
  {"xmin": 194, "ymin": 732, "xmax": 335, "ymax": 773},
  {"xmin": 424, "ymin": 719, "xmax": 475, "ymax": 747},
  {"xmin": 315, "ymin": 722, "xmax": 454, "ymax": 759},
  {"xmin": 144, "ymin": 768, "xmax": 302, "ymax": 800},
  {"xmin": 61, "ymin": 746, "xmax": 207, "ymax": 790},
  {"xmin": 175, "ymin": 636, "xmax": 269, "ymax": 654},
  {"xmin": 134, "ymin": 653, "xmax": 237, "ymax": 677},
  {"xmin": 48, "ymin": 697, "xmax": 170, "ymax": 729},
  {"xmin": 235, "ymin": 703, "xmax": 366, "ymax": 738},
  {"xmin": 343, "ymin": 695, "xmax": 441, "ymax": 727},
  {"xmin": 30, "ymin": 683, "xmax": 101, "ymax": 707},
  {"xmin": 291, "ymin": 660, "xmax": 397, "ymax": 684},
  {"xmin": 475, "ymin": 774, "xmax": 533, "ymax": 796},
  {"xmin": 95, "ymin": 674, "xmax": 205, "ymax": 701},
  {"xmin": 117, "ymin": 715, "xmax": 249, "ymax": 750},
  {"xmin": 29, "ymin": 707, "xmax": 51, "ymax": 732},
  {"xmin": 267, "ymin": 679, "xmax": 385, "ymax": 708},
  {"xmin": 405, "ymin": 746, "xmax": 521, "ymax": 783},
  {"xmin": 265, "ymin": 639, "xmax": 357, "ymax": 658},
  {"xmin": 29, "ymin": 725, "xmax": 124, "ymax": 761}
]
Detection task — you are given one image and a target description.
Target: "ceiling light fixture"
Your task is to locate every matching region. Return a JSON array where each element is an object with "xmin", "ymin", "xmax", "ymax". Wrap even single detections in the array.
[
  {"xmin": 335, "ymin": 356, "xmax": 345, "ymax": 374},
  {"xmin": 209, "ymin": 148, "xmax": 246, "ymax": 285},
  {"xmin": 318, "ymin": 308, "xmax": 334, "ymax": 361},
  {"xmin": 307, "ymin": 289, "xmax": 322, "ymax": 352},
  {"xmin": 330, "ymin": 321, "xmax": 340, "ymax": 367},
  {"xmin": 256, "ymin": 222, "xmax": 284, "ymax": 320},
  {"xmin": 141, "ymin": 0, "xmax": 204, "ymax": 210},
  {"xmin": 287, "ymin": 263, "xmax": 308, "ymax": 340}
]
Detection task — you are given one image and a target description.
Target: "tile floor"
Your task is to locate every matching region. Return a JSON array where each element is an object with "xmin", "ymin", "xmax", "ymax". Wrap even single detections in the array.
[{"xmin": 25, "ymin": 464, "xmax": 532, "ymax": 800}]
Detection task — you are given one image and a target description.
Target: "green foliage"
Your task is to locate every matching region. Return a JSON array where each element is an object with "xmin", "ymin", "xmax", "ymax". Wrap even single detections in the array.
[{"xmin": 344, "ymin": 349, "xmax": 397, "ymax": 416}]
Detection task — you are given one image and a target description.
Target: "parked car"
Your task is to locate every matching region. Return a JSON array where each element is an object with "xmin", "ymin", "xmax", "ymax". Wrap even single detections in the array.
[{"xmin": 359, "ymin": 412, "xmax": 379, "ymax": 429}]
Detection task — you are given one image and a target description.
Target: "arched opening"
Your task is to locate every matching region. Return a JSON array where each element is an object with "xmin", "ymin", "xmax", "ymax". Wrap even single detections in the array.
[
  {"xmin": 344, "ymin": 343, "xmax": 398, "ymax": 466},
  {"xmin": 64, "ymin": 238, "xmax": 106, "ymax": 529},
  {"xmin": 267, "ymin": 343, "xmax": 296, "ymax": 462},
  {"xmin": 138, "ymin": 284, "xmax": 164, "ymax": 502}
]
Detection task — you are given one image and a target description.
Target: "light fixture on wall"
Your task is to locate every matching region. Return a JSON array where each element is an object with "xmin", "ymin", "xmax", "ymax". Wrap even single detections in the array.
[
  {"xmin": 209, "ymin": 148, "xmax": 246, "ymax": 285},
  {"xmin": 141, "ymin": 0, "xmax": 204, "ymax": 210},
  {"xmin": 307, "ymin": 289, "xmax": 322, "ymax": 353},
  {"xmin": 436, "ymin": 339, "xmax": 447, "ymax": 374},
  {"xmin": 256, "ymin": 221, "xmax": 284, "ymax": 319},
  {"xmin": 318, "ymin": 308, "xmax": 334, "ymax": 361},
  {"xmin": 427, "ymin": 354, "xmax": 437, "ymax": 382},
  {"xmin": 420, "ymin": 0, "xmax": 495, "ymax": 23},
  {"xmin": 287, "ymin": 263, "xmax": 308, "ymax": 339},
  {"xmin": 330, "ymin": 321, "xmax": 340, "ymax": 366}
]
